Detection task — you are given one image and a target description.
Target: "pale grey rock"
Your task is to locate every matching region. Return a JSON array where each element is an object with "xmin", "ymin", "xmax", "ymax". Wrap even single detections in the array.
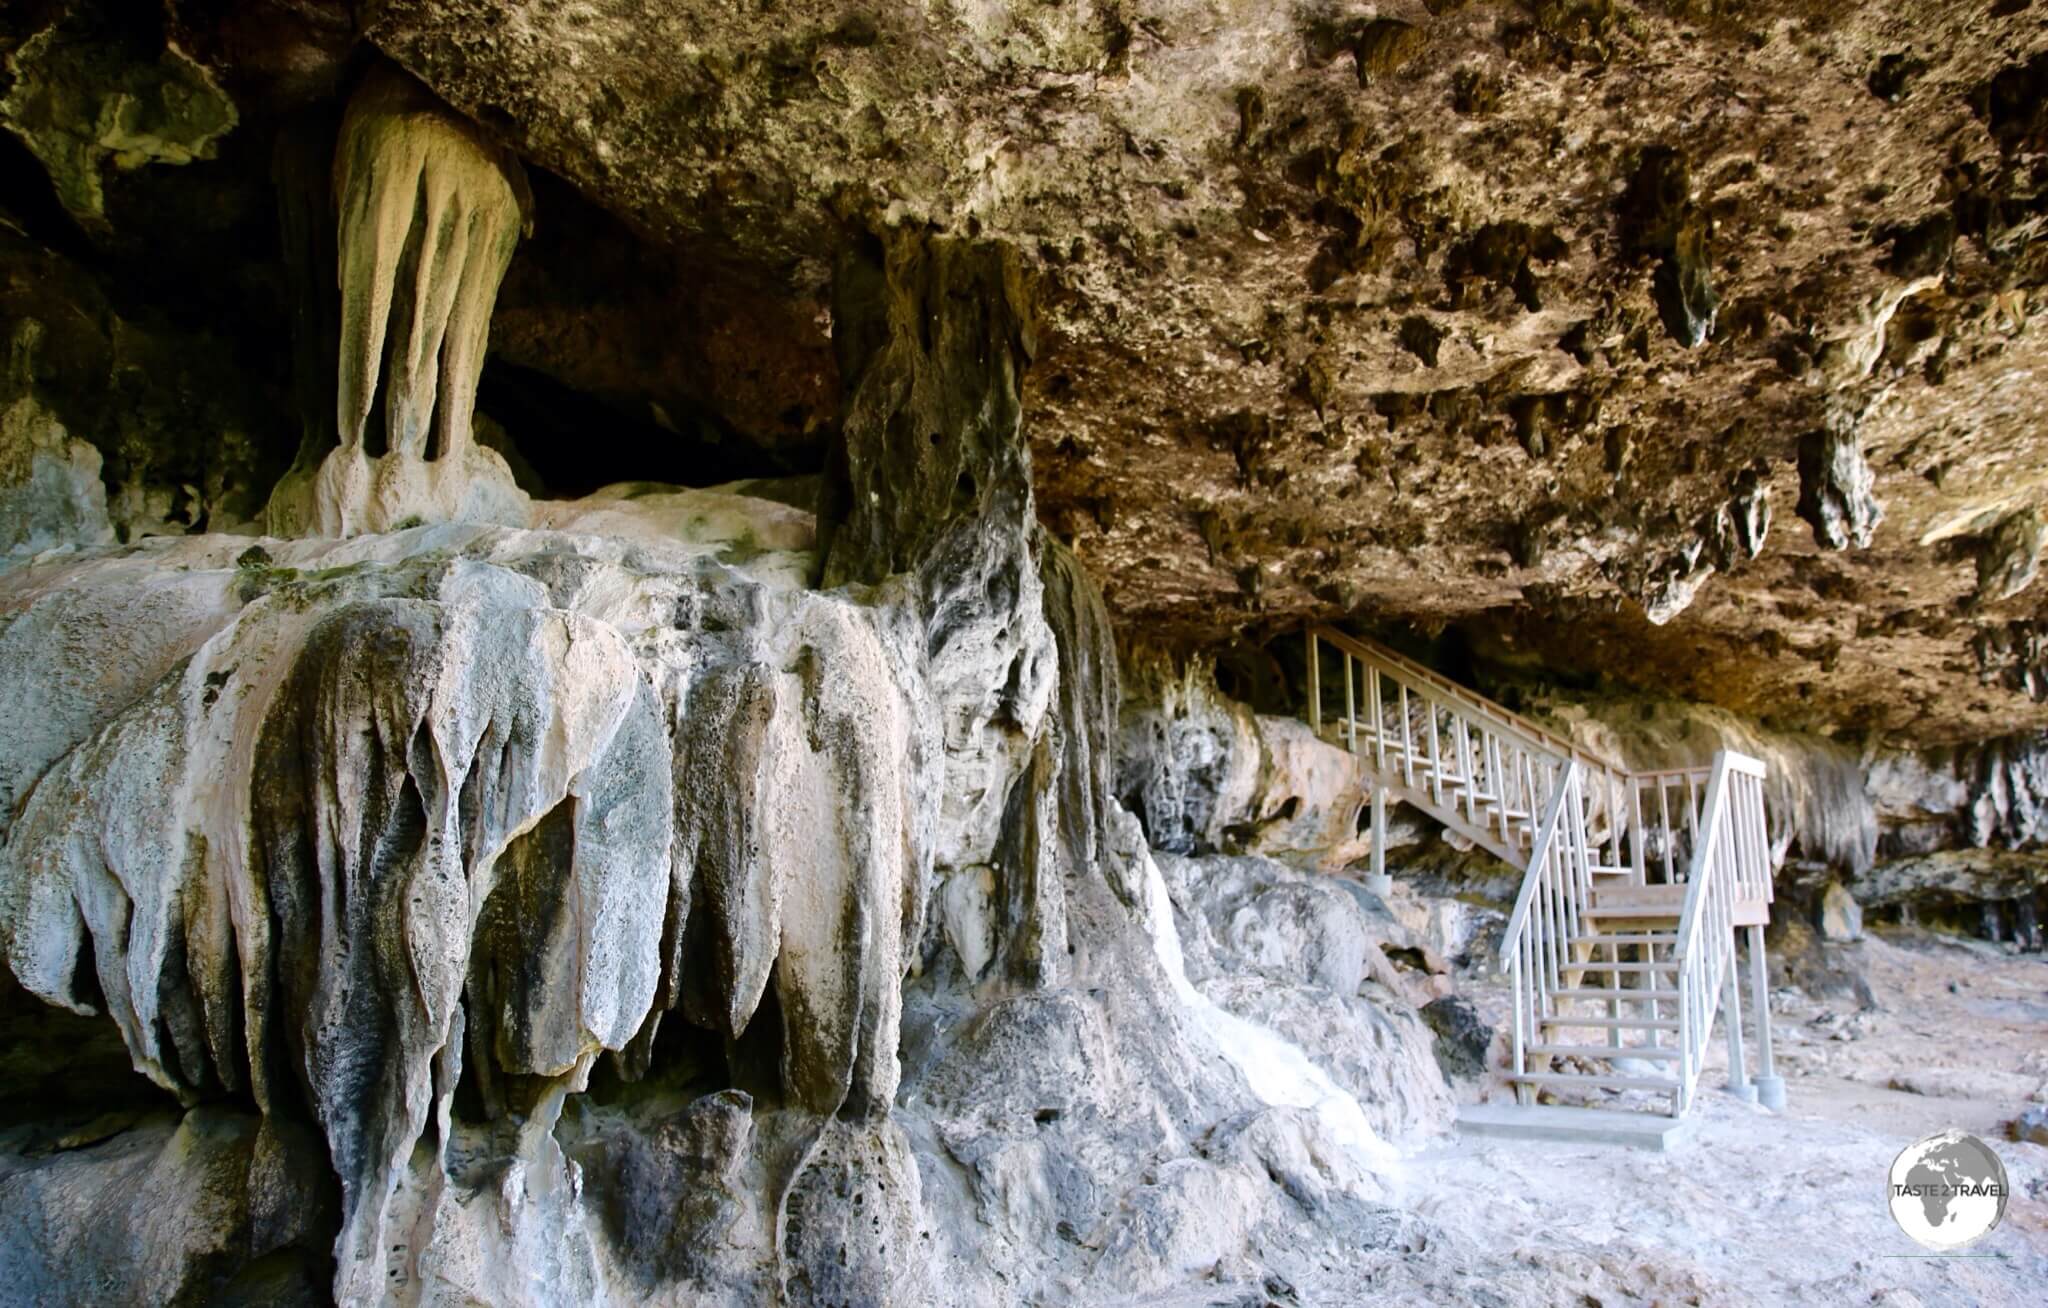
[
  {"xmin": 0, "ymin": 320, "xmax": 113, "ymax": 561},
  {"xmin": 1641, "ymin": 539, "xmax": 1715, "ymax": 626},
  {"xmin": 1090, "ymin": 1157, "xmax": 1264, "ymax": 1296},
  {"xmin": 1117, "ymin": 651, "xmax": 1386, "ymax": 868},
  {"xmin": 1157, "ymin": 852, "xmax": 1454, "ymax": 1143},
  {"xmin": 1818, "ymin": 880, "xmax": 1864, "ymax": 942},
  {"xmin": 1118, "ymin": 649, "xmax": 1263, "ymax": 856},
  {"xmin": 2011, "ymin": 1105, "xmax": 2048, "ymax": 1147},
  {"xmin": 0, "ymin": 1107, "xmax": 331, "ymax": 1306},
  {"xmin": 780, "ymin": 1118, "xmax": 932, "ymax": 1306},
  {"xmin": 0, "ymin": 506, "xmax": 945, "ymax": 1302}
]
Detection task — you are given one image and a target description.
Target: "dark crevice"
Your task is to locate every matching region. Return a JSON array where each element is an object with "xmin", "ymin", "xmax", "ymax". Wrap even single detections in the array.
[{"xmin": 475, "ymin": 358, "xmax": 814, "ymax": 498}]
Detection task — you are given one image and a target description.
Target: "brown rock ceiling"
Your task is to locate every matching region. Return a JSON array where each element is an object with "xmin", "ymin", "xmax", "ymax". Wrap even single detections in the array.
[{"xmin": 69, "ymin": 2, "xmax": 2048, "ymax": 741}]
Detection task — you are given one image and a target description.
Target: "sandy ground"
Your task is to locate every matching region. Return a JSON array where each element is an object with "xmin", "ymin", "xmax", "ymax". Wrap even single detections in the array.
[{"xmin": 1398, "ymin": 927, "xmax": 2048, "ymax": 1305}]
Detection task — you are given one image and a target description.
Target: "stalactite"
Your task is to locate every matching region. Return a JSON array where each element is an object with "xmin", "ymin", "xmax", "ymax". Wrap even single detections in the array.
[{"xmin": 265, "ymin": 63, "xmax": 534, "ymax": 537}]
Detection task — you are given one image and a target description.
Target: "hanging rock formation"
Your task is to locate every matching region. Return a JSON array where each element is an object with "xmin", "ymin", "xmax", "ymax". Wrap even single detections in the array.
[
  {"xmin": 266, "ymin": 65, "xmax": 533, "ymax": 537},
  {"xmin": 1974, "ymin": 508, "xmax": 2047, "ymax": 607},
  {"xmin": 0, "ymin": 514, "xmax": 951, "ymax": 1302},
  {"xmin": 1796, "ymin": 415, "xmax": 1884, "ymax": 552}
]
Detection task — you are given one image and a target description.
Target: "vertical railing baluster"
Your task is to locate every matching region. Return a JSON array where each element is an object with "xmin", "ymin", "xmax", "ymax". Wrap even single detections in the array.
[
  {"xmin": 1399, "ymin": 681, "xmax": 1413, "ymax": 789},
  {"xmin": 1658, "ymin": 780, "xmax": 1674, "ymax": 884},
  {"xmin": 1632, "ymin": 777, "xmax": 1648, "ymax": 886},
  {"xmin": 1454, "ymin": 715, "xmax": 1473, "ymax": 826},
  {"xmin": 1344, "ymin": 652, "xmax": 1356, "ymax": 755},
  {"xmin": 1427, "ymin": 695, "xmax": 1443, "ymax": 805},
  {"xmin": 1369, "ymin": 665, "xmax": 1384, "ymax": 772},
  {"xmin": 1307, "ymin": 631, "xmax": 1321, "ymax": 735}
]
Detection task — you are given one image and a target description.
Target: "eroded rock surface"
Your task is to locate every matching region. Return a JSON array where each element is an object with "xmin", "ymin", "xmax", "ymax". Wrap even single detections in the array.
[{"xmin": 6, "ymin": 6, "xmax": 2048, "ymax": 1306}]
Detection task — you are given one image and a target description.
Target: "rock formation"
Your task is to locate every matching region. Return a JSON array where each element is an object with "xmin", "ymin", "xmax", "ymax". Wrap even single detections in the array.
[
  {"xmin": 0, "ymin": 320, "xmax": 114, "ymax": 557},
  {"xmin": 266, "ymin": 65, "xmax": 534, "ymax": 537},
  {"xmin": 5, "ymin": 4, "xmax": 2048, "ymax": 1305}
]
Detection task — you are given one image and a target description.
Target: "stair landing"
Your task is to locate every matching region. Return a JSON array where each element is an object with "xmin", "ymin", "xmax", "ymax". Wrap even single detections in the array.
[{"xmin": 1456, "ymin": 1103, "xmax": 1696, "ymax": 1152}]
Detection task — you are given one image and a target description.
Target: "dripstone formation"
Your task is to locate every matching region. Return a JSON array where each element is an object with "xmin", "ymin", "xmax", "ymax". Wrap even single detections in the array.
[{"xmin": 3, "ymin": 4, "xmax": 2048, "ymax": 1306}]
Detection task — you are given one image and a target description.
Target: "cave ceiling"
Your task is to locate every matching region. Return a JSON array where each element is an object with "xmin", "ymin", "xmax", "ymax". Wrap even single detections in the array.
[{"xmin": 15, "ymin": 0, "xmax": 2048, "ymax": 744}]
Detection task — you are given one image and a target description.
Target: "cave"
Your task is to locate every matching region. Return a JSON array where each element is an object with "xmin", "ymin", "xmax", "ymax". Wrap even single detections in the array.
[{"xmin": 2, "ymin": 3, "xmax": 2046, "ymax": 1305}]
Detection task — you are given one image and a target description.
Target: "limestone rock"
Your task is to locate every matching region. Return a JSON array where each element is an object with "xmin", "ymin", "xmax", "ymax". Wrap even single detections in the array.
[
  {"xmin": 0, "ymin": 1107, "xmax": 332, "ymax": 1306},
  {"xmin": 0, "ymin": 508, "xmax": 946, "ymax": 1300},
  {"xmin": 266, "ymin": 64, "xmax": 533, "ymax": 537},
  {"xmin": 1855, "ymin": 848, "xmax": 2048, "ymax": 909},
  {"xmin": 0, "ymin": 12, "xmax": 236, "ymax": 229},
  {"xmin": 1818, "ymin": 880, "xmax": 1864, "ymax": 942},
  {"xmin": 1976, "ymin": 509, "xmax": 2048, "ymax": 606},
  {"xmin": 1419, "ymin": 995, "xmax": 1494, "ymax": 1083},
  {"xmin": 1117, "ymin": 651, "xmax": 1380, "ymax": 868},
  {"xmin": 0, "ymin": 320, "xmax": 113, "ymax": 559},
  {"xmin": 2011, "ymin": 1105, "xmax": 2048, "ymax": 1147},
  {"xmin": 1156, "ymin": 852, "xmax": 1454, "ymax": 1143},
  {"xmin": 1796, "ymin": 421, "xmax": 1883, "ymax": 552}
]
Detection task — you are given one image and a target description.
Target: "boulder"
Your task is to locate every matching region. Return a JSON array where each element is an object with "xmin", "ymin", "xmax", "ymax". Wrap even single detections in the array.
[
  {"xmin": 2010, "ymin": 1105, "xmax": 2048, "ymax": 1146},
  {"xmin": 1818, "ymin": 880, "xmax": 1864, "ymax": 942},
  {"xmin": 1419, "ymin": 995, "xmax": 1495, "ymax": 1083}
]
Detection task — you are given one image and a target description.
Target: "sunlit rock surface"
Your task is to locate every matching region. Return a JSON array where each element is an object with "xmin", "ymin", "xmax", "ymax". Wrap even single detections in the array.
[{"xmin": 4, "ymin": 5, "xmax": 2048, "ymax": 1305}]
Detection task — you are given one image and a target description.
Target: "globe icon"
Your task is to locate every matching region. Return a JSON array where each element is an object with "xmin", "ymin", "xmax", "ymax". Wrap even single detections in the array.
[{"xmin": 1888, "ymin": 1130, "xmax": 2010, "ymax": 1250}]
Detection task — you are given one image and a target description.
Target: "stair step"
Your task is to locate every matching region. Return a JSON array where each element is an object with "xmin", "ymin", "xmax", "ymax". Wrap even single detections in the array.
[
  {"xmin": 1458, "ymin": 1103, "xmax": 1692, "ymax": 1149},
  {"xmin": 1568, "ymin": 961, "xmax": 1678, "ymax": 973},
  {"xmin": 1528, "ymin": 1044, "xmax": 1680, "ymax": 1061},
  {"xmin": 1548, "ymin": 988, "xmax": 1674, "ymax": 1001},
  {"xmin": 1593, "ymin": 886, "xmax": 1687, "ymax": 904},
  {"xmin": 1506, "ymin": 1071, "xmax": 1680, "ymax": 1091},
  {"xmin": 1538, "ymin": 1015, "xmax": 1680, "ymax": 1031},
  {"xmin": 1588, "ymin": 865, "xmax": 1636, "ymax": 876},
  {"xmin": 1571, "ymin": 934, "xmax": 1675, "ymax": 946},
  {"xmin": 1582, "ymin": 907, "xmax": 1682, "ymax": 922}
]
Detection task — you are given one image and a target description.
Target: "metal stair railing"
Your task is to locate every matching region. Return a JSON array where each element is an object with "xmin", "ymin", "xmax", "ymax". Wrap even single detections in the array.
[
  {"xmin": 1302, "ymin": 627, "xmax": 1780, "ymax": 1120},
  {"xmin": 1497, "ymin": 764, "xmax": 1591, "ymax": 1101},
  {"xmin": 1671, "ymin": 750, "xmax": 1771, "ymax": 1113},
  {"xmin": 1305, "ymin": 625, "xmax": 1632, "ymax": 875}
]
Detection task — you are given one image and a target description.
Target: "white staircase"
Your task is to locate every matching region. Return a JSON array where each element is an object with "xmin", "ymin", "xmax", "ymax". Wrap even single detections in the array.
[{"xmin": 1304, "ymin": 626, "xmax": 1781, "ymax": 1120}]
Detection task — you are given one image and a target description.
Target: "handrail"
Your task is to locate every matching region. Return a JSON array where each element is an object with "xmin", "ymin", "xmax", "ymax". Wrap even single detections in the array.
[
  {"xmin": 1498, "ymin": 765, "xmax": 1578, "ymax": 975},
  {"xmin": 1308, "ymin": 623, "xmax": 1635, "ymax": 875},
  {"xmin": 1667, "ymin": 749, "xmax": 1771, "ymax": 1112},
  {"xmin": 1310, "ymin": 625, "xmax": 1628, "ymax": 775},
  {"xmin": 1302, "ymin": 625, "xmax": 1776, "ymax": 1118},
  {"xmin": 1671, "ymin": 755, "xmax": 1733, "ymax": 964}
]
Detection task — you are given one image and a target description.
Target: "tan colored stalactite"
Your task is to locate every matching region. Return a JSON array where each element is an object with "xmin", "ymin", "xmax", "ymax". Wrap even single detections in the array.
[
  {"xmin": 334, "ymin": 63, "xmax": 528, "ymax": 463},
  {"xmin": 265, "ymin": 64, "xmax": 534, "ymax": 537}
]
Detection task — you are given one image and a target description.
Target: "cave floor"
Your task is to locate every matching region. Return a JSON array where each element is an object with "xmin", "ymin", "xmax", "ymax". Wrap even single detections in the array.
[{"xmin": 1400, "ymin": 928, "xmax": 2048, "ymax": 1305}]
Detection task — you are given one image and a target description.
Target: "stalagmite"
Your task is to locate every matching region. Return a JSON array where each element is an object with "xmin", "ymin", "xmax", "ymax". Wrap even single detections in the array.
[{"xmin": 266, "ymin": 65, "xmax": 533, "ymax": 536}]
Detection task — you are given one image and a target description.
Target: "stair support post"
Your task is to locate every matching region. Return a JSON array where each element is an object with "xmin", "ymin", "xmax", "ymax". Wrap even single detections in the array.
[
  {"xmin": 1722, "ymin": 946, "xmax": 1754, "ymax": 1101},
  {"xmin": 1748, "ymin": 923, "xmax": 1784, "ymax": 1110},
  {"xmin": 1343, "ymin": 652, "xmax": 1356, "ymax": 753},
  {"xmin": 1307, "ymin": 632, "xmax": 1321, "ymax": 735},
  {"xmin": 1366, "ymin": 785, "xmax": 1391, "ymax": 895}
]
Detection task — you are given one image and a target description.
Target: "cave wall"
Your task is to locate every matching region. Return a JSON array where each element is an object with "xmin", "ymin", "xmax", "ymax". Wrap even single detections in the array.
[{"xmin": 5, "ymin": 4, "xmax": 2048, "ymax": 1305}]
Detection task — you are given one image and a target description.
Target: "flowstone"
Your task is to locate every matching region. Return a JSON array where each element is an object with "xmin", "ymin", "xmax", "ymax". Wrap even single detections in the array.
[{"xmin": 0, "ymin": 227, "xmax": 1458, "ymax": 1305}]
